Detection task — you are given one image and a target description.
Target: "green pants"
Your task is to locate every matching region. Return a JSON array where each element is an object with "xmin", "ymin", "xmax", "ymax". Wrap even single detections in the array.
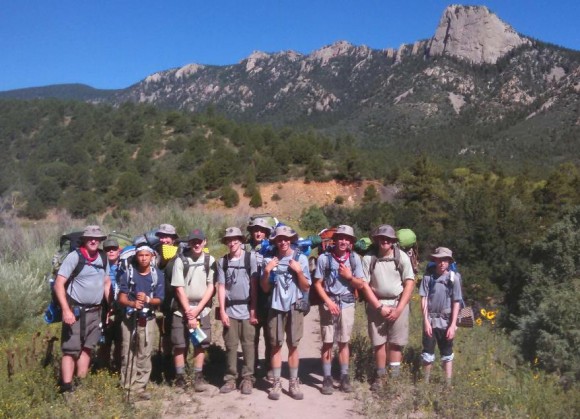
[{"xmin": 223, "ymin": 318, "xmax": 255, "ymax": 382}]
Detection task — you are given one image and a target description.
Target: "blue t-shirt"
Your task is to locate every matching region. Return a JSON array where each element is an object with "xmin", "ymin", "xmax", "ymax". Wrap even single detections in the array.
[
  {"xmin": 265, "ymin": 251, "xmax": 311, "ymax": 312},
  {"xmin": 419, "ymin": 270, "xmax": 463, "ymax": 329},
  {"xmin": 119, "ymin": 267, "xmax": 165, "ymax": 305}
]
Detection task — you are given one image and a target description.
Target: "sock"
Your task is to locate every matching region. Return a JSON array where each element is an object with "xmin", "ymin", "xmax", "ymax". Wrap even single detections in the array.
[
  {"xmin": 322, "ymin": 362, "xmax": 332, "ymax": 377},
  {"xmin": 376, "ymin": 367, "xmax": 387, "ymax": 377},
  {"xmin": 289, "ymin": 367, "xmax": 299, "ymax": 379},
  {"xmin": 273, "ymin": 367, "xmax": 282, "ymax": 379},
  {"xmin": 340, "ymin": 364, "xmax": 349, "ymax": 376},
  {"xmin": 194, "ymin": 367, "xmax": 203, "ymax": 375},
  {"xmin": 389, "ymin": 362, "xmax": 401, "ymax": 377},
  {"xmin": 175, "ymin": 365, "xmax": 185, "ymax": 375}
]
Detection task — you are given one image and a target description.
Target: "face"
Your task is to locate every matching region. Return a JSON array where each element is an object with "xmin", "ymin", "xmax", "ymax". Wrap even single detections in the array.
[
  {"xmin": 225, "ymin": 237, "xmax": 242, "ymax": 255},
  {"xmin": 83, "ymin": 237, "xmax": 101, "ymax": 253},
  {"xmin": 136, "ymin": 251, "xmax": 153, "ymax": 268},
  {"xmin": 376, "ymin": 236, "xmax": 396, "ymax": 255},
  {"xmin": 188, "ymin": 239, "xmax": 206, "ymax": 256},
  {"xmin": 157, "ymin": 234, "xmax": 175, "ymax": 245},
  {"xmin": 334, "ymin": 234, "xmax": 353, "ymax": 253},
  {"xmin": 250, "ymin": 227, "xmax": 269, "ymax": 242},
  {"xmin": 434, "ymin": 257, "xmax": 451, "ymax": 275},
  {"xmin": 274, "ymin": 236, "xmax": 291, "ymax": 254},
  {"xmin": 104, "ymin": 246, "xmax": 120, "ymax": 263}
]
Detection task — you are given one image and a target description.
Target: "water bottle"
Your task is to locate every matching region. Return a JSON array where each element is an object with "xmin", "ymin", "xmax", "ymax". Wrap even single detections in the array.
[{"xmin": 189, "ymin": 326, "xmax": 207, "ymax": 346}]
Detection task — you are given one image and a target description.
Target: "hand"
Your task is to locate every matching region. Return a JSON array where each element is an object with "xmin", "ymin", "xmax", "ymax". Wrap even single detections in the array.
[
  {"xmin": 62, "ymin": 308, "xmax": 76, "ymax": 325},
  {"xmin": 288, "ymin": 258, "xmax": 301, "ymax": 273},
  {"xmin": 337, "ymin": 263, "xmax": 352, "ymax": 280},
  {"xmin": 134, "ymin": 299, "xmax": 144, "ymax": 310},
  {"xmin": 446, "ymin": 324, "xmax": 457, "ymax": 340},
  {"xmin": 136, "ymin": 292, "xmax": 147, "ymax": 302},
  {"xmin": 221, "ymin": 311, "xmax": 230, "ymax": 327},
  {"xmin": 186, "ymin": 307, "xmax": 199, "ymax": 320},
  {"xmin": 326, "ymin": 300, "xmax": 340, "ymax": 316},
  {"xmin": 249, "ymin": 310, "xmax": 258, "ymax": 325},
  {"xmin": 266, "ymin": 257, "xmax": 279, "ymax": 273},
  {"xmin": 424, "ymin": 321, "xmax": 433, "ymax": 337},
  {"xmin": 385, "ymin": 307, "xmax": 401, "ymax": 322}
]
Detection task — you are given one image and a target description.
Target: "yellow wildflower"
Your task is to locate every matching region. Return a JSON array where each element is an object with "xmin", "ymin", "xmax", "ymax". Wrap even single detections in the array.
[
  {"xmin": 480, "ymin": 308, "xmax": 487, "ymax": 317},
  {"xmin": 486, "ymin": 311, "xmax": 496, "ymax": 320},
  {"xmin": 476, "ymin": 318, "xmax": 483, "ymax": 326}
]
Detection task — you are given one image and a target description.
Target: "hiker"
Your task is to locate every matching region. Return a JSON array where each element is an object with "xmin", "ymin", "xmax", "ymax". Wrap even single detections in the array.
[
  {"xmin": 217, "ymin": 227, "xmax": 258, "ymax": 395},
  {"xmin": 361, "ymin": 224, "xmax": 415, "ymax": 391},
  {"xmin": 313, "ymin": 225, "xmax": 365, "ymax": 395},
  {"xmin": 118, "ymin": 244, "xmax": 165, "ymax": 400},
  {"xmin": 53, "ymin": 225, "xmax": 111, "ymax": 394},
  {"xmin": 154, "ymin": 223, "xmax": 180, "ymax": 379},
  {"xmin": 244, "ymin": 217, "xmax": 274, "ymax": 380},
  {"xmin": 261, "ymin": 225, "xmax": 311, "ymax": 401},
  {"xmin": 171, "ymin": 229, "xmax": 215, "ymax": 392},
  {"xmin": 97, "ymin": 238, "xmax": 123, "ymax": 371},
  {"xmin": 419, "ymin": 247, "xmax": 462, "ymax": 385}
]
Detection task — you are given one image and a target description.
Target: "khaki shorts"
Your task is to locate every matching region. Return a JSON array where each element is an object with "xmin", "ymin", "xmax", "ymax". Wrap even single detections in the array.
[
  {"xmin": 268, "ymin": 307, "xmax": 304, "ymax": 348},
  {"xmin": 61, "ymin": 307, "xmax": 102, "ymax": 356},
  {"xmin": 319, "ymin": 304, "xmax": 355, "ymax": 343},
  {"xmin": 171, "ymin": 313, "xmax": 211, "ymax": 349},
  {"xmin": 366, "ymin": 303, "xmax": 410, "ymax": 347}
]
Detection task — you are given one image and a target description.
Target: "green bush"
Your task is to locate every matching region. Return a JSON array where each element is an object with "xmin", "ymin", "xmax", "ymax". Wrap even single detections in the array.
[{"xmin": 220, "ymin": 185, "xmax": 239, "ymax": 208}]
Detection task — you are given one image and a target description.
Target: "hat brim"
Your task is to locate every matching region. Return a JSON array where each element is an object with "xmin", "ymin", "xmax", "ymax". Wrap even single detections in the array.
[
  {"xmin": 221, "ymin": 236, "xmax": 246, "ymax": 244},
  {"xmin": 333, "ymin": 232, "xmax": 356, "ymax": 242},
  {"xmin": 430, "ymin": 254, "xmax": 454, "ymax": 262},
  {"xmin": 81, "ymin": 234, "xmax": 107, "ymax": 240}
]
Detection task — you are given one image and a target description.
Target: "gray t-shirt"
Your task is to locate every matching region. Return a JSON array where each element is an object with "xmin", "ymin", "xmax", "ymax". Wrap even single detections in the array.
[
  {"xmin": 314, "ymin": 251, "xmax": 364, "ymax": 308},
  {"xmin": 265, "ymin": 251, "xmax": 311, "ymax": 312},
  {"xmin": 419, "ymin": 270, "xmax": 463, "ymax": 329},
  {"xmin": 217, "ymin": 251, "xmax": 257, "ymax": 320},
  {"xmin": 57, "ymin": 250, "xmax": 110, "ymax": 306}
]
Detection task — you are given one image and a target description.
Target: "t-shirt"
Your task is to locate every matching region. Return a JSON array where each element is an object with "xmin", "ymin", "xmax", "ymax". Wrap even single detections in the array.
[
  {"xmin": 119, "ymin": 268, "xmax": 165, "ymax": 305},
  {"xmin": 171, "ymin": 252, "xmax": 215, "ymax": 317},
  {"xmin": 265, "ymin": 251, "xmax": 311, "ymax": 312},
  {"xmin": 419, "ymin": 271, "xmax": 463, "ymax": 329},
  {"xmin": 57, "ymin": 250, "xmax": 110, "ymax": 306},
  {"xmin": 314, "ymin": 251, "xmax": 364, "ymax": 308},
  {"xmin": 362, "ymin": 250, "xmax": 414, "ymax": 305},
  {"xmin": 217, "ymin": 251, "xmax": 257, "ymax": 320}
]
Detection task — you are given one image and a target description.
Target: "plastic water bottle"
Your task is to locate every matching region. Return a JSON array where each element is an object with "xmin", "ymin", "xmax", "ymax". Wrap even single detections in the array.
[{"xmin": 189, "ymin": 326, "xmax": 207, "ymax": 346}]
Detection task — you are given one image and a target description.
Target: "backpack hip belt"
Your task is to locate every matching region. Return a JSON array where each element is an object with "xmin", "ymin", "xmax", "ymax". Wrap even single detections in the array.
[
  {"xmin": 376, "ymin": 295, "xmax": 401, "ymax": 307},
  {"xmin": 225, "ymin": 297, "xmax": 250, "ymax": 307},
  {"xmin": 328, "ymin": 293, "xmax": 356, "ymax": 307}
]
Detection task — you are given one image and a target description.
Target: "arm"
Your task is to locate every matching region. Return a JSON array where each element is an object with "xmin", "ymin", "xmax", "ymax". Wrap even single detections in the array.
[
  {"xmin": 261, "ymin": 257, "xmax": 279, "ymax": 294},
  {"xmin": 314, "ymin": 279, "xmax": 339, "ymax": 316},
  {"xmin": 119, "ymin": 292, "xmax": 143, "ymax": 310},
  {"xmin": 421, "ymin": 296, "xmax": 432, "ymax": 337},
  {"xmin": 217, "ymin": 283, "xmax": 229, "ymax": 327},
  {"xmin": 54, "ymin": 274, "xmax": 75, "ymax": 325},
  {"xmin": 249, "ymin": 274, "xmax": 258, "ymax": 325},
  {"xmin": 288, "ymin": 258, "xmax": 309, "ymax": 292},
  {"xmin": 103, "ymin": 275, "xmax": 112, "ymax": 305},
  {"xmin": 446, "ymin": 300, "xmax": 460, "ymax": 340},
  {"xmin": 360, "ymin": 282, "xmax": 391, "ymax": 319}
]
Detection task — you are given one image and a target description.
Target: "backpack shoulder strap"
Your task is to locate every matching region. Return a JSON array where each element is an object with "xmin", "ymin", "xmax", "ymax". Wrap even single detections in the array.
[
  {"xmin": 204, "ymin": 253, "xmax": 211, "ymax": 281},
  {"xmin": 221, "ymin": 255, "xmax": 228, "ymax": 274},
  {"xmin": 369, "ymin": 254, "xmax": 378, "ymax": 277},
  {"xmin": 150, "ymin": 266, "xmax": 158, "ymax": 295},
  {"xmin": 244, "ymin": 250, "xmax": 252, "ymax": 277},
  {"xmin": 393, "ymin": 245, "xmax": 404, "ymax": 280}
]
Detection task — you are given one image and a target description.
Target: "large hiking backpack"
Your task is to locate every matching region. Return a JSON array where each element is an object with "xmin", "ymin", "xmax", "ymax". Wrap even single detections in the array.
[{"xmin": 44, "ymin": 232, "xmax": 107, "ymax": 324}]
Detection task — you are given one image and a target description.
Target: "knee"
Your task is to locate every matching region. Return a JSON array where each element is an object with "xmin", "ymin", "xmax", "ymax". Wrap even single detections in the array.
[
  {"xmin": 421, "ymin": 352, "xmax": 435, "ymax": 364},
  {"xmin": 441, "ymin": 353, "xmax": 454, "ymax": 363}
]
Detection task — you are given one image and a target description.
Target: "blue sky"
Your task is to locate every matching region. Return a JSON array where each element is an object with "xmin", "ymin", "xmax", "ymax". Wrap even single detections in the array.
[{"xmin": 1, "ymin": 1, "xmax": 578, "ymax": 91}]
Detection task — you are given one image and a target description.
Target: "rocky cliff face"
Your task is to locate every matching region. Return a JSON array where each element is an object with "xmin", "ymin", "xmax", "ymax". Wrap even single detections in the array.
[{"xmin": 427, "ymin": 5, "xmax": 531, "ymax": 64}]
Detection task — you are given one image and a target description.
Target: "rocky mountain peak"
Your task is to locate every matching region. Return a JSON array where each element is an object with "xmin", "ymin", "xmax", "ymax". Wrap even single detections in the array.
[
  {"xmin": 428, "ymin": 4, "xmax": 531, "ymax": 64},
  {"xmin": 310, "ymin": 40, "xmax": 355, "ymax": 65}
]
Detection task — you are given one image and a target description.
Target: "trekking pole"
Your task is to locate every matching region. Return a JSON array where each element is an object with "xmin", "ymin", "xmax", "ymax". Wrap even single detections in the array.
[{"xmin": 123, "ymin": 311, "xmax": 137, "ymax": 402}]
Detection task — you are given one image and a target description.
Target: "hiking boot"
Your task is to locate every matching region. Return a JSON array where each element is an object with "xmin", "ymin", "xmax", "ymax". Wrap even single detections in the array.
[
  {"xmin": 136, "ymin": 390, "xmax": 151, "ymax": 401},
  {"xmin": 220, "ymin": 380, "xmax": 236, "ymax": 394},
  {"xmin": 268, "ymin": 379, "xmax": 282, "ymax": 400},
  {"xmin": 340, "ymin": 374, "xmax": 352, "ymax": 393},
  {"xmin": 174, "ymin": 374, "xmax": 188, "ymax": 389},
  {"xmin": 240, "ymin": 377, "xmax": 253, "ymax": 395},
  {"xmin": 266, "ymin": 369, "xmax": 274, "ymax": 383},
  {"xmin": 193, "ymin": 374, "xmax": 209, "ymax": 392},
  {"xmin": 370, "ymin": 375, "xmax": 386, "ymax": 392},
  {"xmin": 321, "ymin": 375, "xmax": 334, "ymax": 395},
  {"xmin": 288, "ymin": 378, "xmax": 304, "ymax": 400}
]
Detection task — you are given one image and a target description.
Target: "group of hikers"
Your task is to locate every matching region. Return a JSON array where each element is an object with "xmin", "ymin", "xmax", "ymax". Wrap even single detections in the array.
[{"xmin": 53, "ymin": 217, "xmax": 463, "ymax": 401}]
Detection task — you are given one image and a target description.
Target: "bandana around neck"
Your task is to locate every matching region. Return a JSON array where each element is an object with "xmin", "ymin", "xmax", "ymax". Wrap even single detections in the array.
[{"xmin": 80, "ymin": 247, "xmax": 99, "ymax": 263}]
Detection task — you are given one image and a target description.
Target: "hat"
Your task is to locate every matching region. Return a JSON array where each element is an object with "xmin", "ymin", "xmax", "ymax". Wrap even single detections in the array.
[
  {"xmin": 430, "ymin": 247, "xmax": 454, "ymax": 262},
  {"xmin": 135, "ymin": 244, "xmax": 155, "ymax": 254},
  {"xmin": 270, "ymin": 225, "xmax": 298, "ymax": 242},
  {"xmin": 221, "ymin": 227, "xmax": 245, "ymax": 244},
  {"xmin": 371, "ymin": 224, "xmax": 397, "ymax": 240},
  {"xmin": 333, "ymin": 225, "xmax": 356, "ymax": 241},
  {"xmin": 102, "ymin": 238, "xmax": 119, "ymax": 249},
  {"xmin": 155, "ymin": 223, "xmax": 178, "ymax": 238},
  {"xmin": 247, "ymin": 217, "xmax": 272, "ymax": 233},
  {"xmin": 185, "ymin": 229, "xmax": 206, "ymax": 241},
  {"xmin": 81, "ymin": 225, "xmax": 106, "ymax": 240}
]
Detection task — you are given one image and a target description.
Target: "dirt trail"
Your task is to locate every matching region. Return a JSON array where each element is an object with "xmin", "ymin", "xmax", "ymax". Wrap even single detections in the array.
[{"xmin": 160, "ymin": 307, "xmax": 364, "ymax": 419}]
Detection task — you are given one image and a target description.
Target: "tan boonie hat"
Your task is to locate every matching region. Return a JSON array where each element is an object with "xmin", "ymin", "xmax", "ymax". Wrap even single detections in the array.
[
  {"xmin": 270, "ymin": 225, "xmax": 298, "ymax": 242},
  {"xmin": 247, "ymin": 217, "xmax": 272, "ymax": 233},
  {"xmin": 371, "ymin": 224, "xmax": 397, "ymax": 240},
  {"xmin": 221, "ymin": 227, "xmax": 245, "ymax": 244},
  {"xmin": 155, "ymin": 223, "xmax": 178, "ymax": 238},
  {"xmin": 81, "ymin": 225, "xmax": 107, "ymax": 240},
  {"xmin": 430, "ymin": 247, "xmax": 454, "ymax": 262},
  {"xmin": 333, "ymin": 224, "xmax": 356, "ymax": 241}
]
